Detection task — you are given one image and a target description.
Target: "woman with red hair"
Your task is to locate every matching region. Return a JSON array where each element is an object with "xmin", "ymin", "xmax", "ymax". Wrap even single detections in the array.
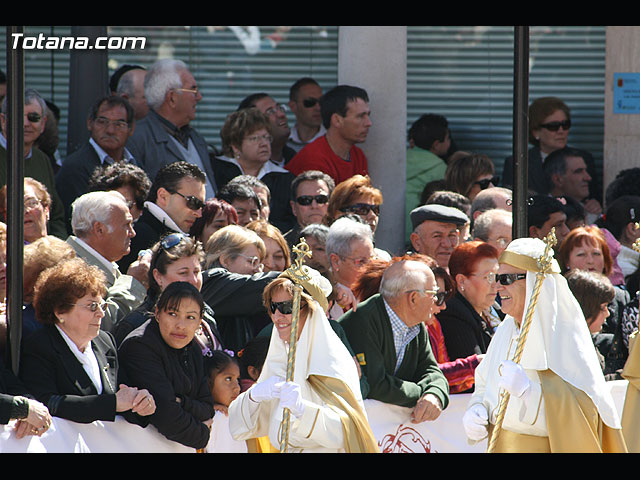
[
  {"xmin": 351, "ymin": 253, "xmax": 481, "ymax": 394},
  {"xmin": 436, "ymin": 241, "xmax": 501, "ymax": 375}
]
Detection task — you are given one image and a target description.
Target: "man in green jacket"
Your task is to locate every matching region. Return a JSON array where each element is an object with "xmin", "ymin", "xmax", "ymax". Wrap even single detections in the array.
[{"xmin": 339, "ymin": 260, "xmax": 449, "ymax": 423}]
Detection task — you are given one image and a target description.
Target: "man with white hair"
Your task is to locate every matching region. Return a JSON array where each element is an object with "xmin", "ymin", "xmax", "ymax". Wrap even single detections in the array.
[
  {"xmin": 66, "ymin": 190, "xmax": 149, "ymax": 332},
  {"xmin": 339, "ymin": 260, "xmax": 449, "ymax": 423},
  {"xmin": 126, "ymin": 58, "xmax": 217, "ymax": 199}
]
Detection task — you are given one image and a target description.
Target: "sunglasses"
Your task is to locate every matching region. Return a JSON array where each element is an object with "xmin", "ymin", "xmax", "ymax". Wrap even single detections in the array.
[
  {"xmin": 539, "ymin": 120, "xmax": 571, "ymax": 132},
  {"xmin": 270, "ymin": 300, "xmax": 293, "ymax": 315},
  {"xmin": 161, "ymin": 232, "xmax": 187, "ymax": 250},
  {"xmin": 302, "ymin": 97, "xmax": 320, "ymax": 108},
  {"xmin": 70, "ymin": 301, "xmax": 108, "ymax": 313},
  {"xmin": 340, "ymin": 203, "xmax": 380, "ymax": 216},
  {"xmin": 296, "ymin": 194, "xmax": 329, "ymax": 206},
  {"xmin": 406, "ymin": 289, "xmax": 446, "ymax": 306},
  {"xmin": 26, "ymin": 112, "xmax": 42, "ymax": 123},
  {"xmin": 474, "ymin": 176, "xmax": 500, "ymax": 190},
  {"xmin": 496, "ymin": 273, "xmax": 527, "ymax": 285},
  {"xmin": 168, "ymin": 190, "xmax": 205, "ymax": 211}
]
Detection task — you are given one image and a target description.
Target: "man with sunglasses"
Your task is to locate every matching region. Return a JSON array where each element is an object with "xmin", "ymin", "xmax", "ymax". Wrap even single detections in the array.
[
  {"xmin": 339, "ymin": 260, "xmax": 449, "ymax": 422},
  {"xmin": 126, "ymin": 59, "xmax": 217, "ymax": 200},
  {"xmin": 56, "ymin": 95, "xmax": 137, "ymax": 235},
  {"xmin": 285, "ymin": 170, "xmax": 335, "ymax": 247},
  {"xmin": 118, "ymin": 161, "xmax": 206, "ymax": 271},
  {"xmin": 285, "ymin": 85, "xmax": 371, "ymax": 185},
  {"xmin": 0, "ymin": 88, "xmax": 67, "ymax": 240},
  {"xmin": 286, "ymin": 77, "xmax": 326, "ymax": 153}
]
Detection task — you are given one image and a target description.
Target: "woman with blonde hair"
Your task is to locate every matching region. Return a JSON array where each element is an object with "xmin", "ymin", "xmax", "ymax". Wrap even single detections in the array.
[
  {"xmin": 204, "ymin": 224, "xmax": 266, "ymax": 273},
  {"xmin": 245, "ymin": 219, "xmax": 291, "ymax": 272}
]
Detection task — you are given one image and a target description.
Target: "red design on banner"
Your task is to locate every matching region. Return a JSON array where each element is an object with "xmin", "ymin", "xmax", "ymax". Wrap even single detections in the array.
[{"xmin": 378, "ymin": 424, "xmax": 433, "ymax": 453}]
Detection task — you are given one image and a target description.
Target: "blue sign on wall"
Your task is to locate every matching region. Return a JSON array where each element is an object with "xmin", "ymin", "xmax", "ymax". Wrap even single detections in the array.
[{"xmin": 614, "ymin": 73, "xmax": 640, "ymax": 114}]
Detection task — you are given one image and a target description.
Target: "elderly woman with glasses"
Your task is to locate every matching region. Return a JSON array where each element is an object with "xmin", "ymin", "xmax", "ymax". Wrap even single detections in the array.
[
  {"xmin": 436, "ymin": 241, "xmax": 502, "ymax": 366},
  {"xmin": 502, "ymin": 96, "xmax": 600, "ymax": 201},
  {"xmin": 19, "ymin": 258, "xmax": 156, "ymax": 426},
  {"xmin": 0, "ymin": 177, "xmax": 52, "ymax": 245}
]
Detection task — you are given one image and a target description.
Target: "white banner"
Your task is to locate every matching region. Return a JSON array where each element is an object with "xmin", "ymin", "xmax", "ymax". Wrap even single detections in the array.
[{"xmin": 0, "ymin": 380, "xmax": 629, "ymax": 453}]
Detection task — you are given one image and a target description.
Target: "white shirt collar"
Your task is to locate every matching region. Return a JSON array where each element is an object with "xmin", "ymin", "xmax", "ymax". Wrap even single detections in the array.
[
  {"xmin": 218, "ymin": 154, "xmax": 289, "ymax": 179},
  {"xmin": 89, "ymin": 137, "xmax": 134, "ymax": 165},
  {"xmin": 144, "ymin": 201, "xmax": 186, "ymax": 234},
  {"xmin": 55, "ymin": 324, "xmax": 103, "ymax": 394}
]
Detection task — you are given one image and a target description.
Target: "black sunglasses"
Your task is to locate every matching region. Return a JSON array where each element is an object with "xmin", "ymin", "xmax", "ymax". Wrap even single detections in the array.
[
  {"xmin": 474, "ymin": 176, "xmax": 500, "ymax": 190},
  {"xmin": 296, "ymin": 194, "xmax": 329, "ymax": 206},
  {"xmin": 168, "ymin": 190, "xmax": 205, "ymax": 211},
  {"xmin": 433, "ymin": 291, "xmax": 447, "ymax": 306},
  {"xmin": 26, "ymin": 112, "xmax": 42, "ymax": 123},
  {"xmin": 161, "ymin": 232, "xmax": 187, "ymax": 250},
  {"xmin": 539, "ymin": 120, "xmax": 571, "ymax": 132},
  {"xmin": 302, "ymin": 97, "xmax": 320, "ymax": 108},
  {"xmin": 340, "ymin": 203, "xmax": 380, "ymax": 216},
  {"xmin": 270, "ymin": 300, "xmax": 293, "ymax": 315},
  {"xmin": 496, "ymin": 273, "xmax": 527, "ymax": 285}
]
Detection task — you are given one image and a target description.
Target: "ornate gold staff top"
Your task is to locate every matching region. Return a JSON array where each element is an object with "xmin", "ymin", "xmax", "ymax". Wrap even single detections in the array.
[
  {"xmin": 486, "ymin": 228, "xmax": 557, "ymax": 453},
  {"xmin": 277, "ymin": 238, "xmax": 313, "ymax": 453}
]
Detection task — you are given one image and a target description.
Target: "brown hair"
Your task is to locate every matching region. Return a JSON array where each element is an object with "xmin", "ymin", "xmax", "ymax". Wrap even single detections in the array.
[
  {"xmin": 326, "ymin": 175, "xmax": 383, "ymax": 225},
  {"xmin": 33, "ymin": 258, "xmax": 107, "ymax": 325},
  {"xmin": 565, "ymin": 269, "xmax": 615, "ymax": 325},
  {"xmin": 529, "ymin": 97, "xmax": 571, "ymax": 145},
  {"xmin": 444, "ymin": 154, "xmax": 495, "ymax": 198},
  {"xmin": 262, "ymin": 277, "xmax": 316, "ymax": 320},
  {"xmin": 220, "ymin": 107, "xmax": 272, "ymax": 157},
  {"xmin": 245, "ymin": 219, "xmax": 291, "ymax": 270}
]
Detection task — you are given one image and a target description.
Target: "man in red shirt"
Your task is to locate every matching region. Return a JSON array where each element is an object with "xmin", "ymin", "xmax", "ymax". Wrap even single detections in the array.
[{"xmin": 285, "ymin": 85, "xmax": 371, "ymax": 185}]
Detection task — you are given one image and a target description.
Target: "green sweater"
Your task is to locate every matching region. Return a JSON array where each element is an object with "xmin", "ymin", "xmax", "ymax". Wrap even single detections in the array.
[
  {"xmin": 338, "ymin": 294, "xmax": 449, "ymax": 410},
  {"xmin": 0, "ymin": 145, "xmax": 67, "ymax": 240}
]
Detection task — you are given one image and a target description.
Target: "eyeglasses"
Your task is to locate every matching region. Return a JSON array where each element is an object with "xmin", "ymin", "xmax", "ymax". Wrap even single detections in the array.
[
  {"xmin": 339, "ymin": 255, "xmax": 371, "ymax": 267},
  {"xmin": 405, "ymin": 288, "xmax": 446, "ymax": 306},
  {"xmin": 495, "ymin": 273, "xmax": 527, "ymax": 285},
  {"xmin": 473, "ymin": 176, "xmax": 500, "ymax": 190},
  {"xmin": 295, "ymin": 194, "xmax": 329, "ymax": 206},
  {"xmin": 245, "ymin": 133, "xmax": 273, "ymax": 144},
  {"xmin": 340, "ymin": 203, "xmax": 380, "ymax": 216},
  {"xmin": 488, "ymin": 237, "xmax": 510, "ymax": 249},
  {"xmin": 168, "ymin": 190, "xmax": 205, "ymax": 211},
  {"xmin": 236, "ymin": 253, "xmax": 263, "ymax": 269},
  {"xmin": 69, "ymin": 301, "xmax": 108, "ymax": 313},
  {"xmin": 470, "ymin": 272, "xmax": 498, "ymax": 284},
  {"xmin": 264, "ymin": 104, "xmax": 287, "ymax": 116},
  {"xmin": 539, "ymin": 120, "xmax": 571, "ymax": 132},
  {"xmin": 93, "ymin": 116, "xmax": 130, "ymax": 130},
  {"xmin": 270, "ymin": 300, "xmax": 293, "ymax": 315},
  {"xmin": 161, "ymin": 232, "xmax": 187, "ymax": 251},
  {"xmin": 302, "ymin": 97, "xmax": 320, "ymax": 108},
  {"xmin": 174, "ymin": 87, "xmax": 199, "ymax": 96},
  {"xmin": 26, "ymin": 112, "xmax": 43, "ymax": 123},
  {"xmin": 24, "ymin": 197, "xmax": 42, "ymax": 212}
]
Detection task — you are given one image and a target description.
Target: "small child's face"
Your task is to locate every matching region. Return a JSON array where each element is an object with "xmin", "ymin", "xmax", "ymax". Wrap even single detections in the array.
[{"xmin": 211, "ymin": 363, "xmax": 241, "ymax": 407}]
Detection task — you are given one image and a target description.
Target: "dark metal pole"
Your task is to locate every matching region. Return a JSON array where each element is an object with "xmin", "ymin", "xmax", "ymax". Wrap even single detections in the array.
[
  {"xmin": 6, "ymin": 26, "xmax": 25, "ymax": 375},
  {"xmin": 512, "ymin": 26, "xmax": 530, "ymax": 240}
]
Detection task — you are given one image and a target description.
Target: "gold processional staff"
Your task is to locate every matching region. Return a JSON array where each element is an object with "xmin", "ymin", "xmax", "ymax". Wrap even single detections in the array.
[{"xmin": 486, "ymin": 228, "xmax": 557, "ymax": 453}]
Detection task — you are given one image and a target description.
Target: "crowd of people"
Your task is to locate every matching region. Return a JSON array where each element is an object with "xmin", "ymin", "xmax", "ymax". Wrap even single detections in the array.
[{"xmin": 0, "ymin": 58, "xmax": 639, "ymax": 453}]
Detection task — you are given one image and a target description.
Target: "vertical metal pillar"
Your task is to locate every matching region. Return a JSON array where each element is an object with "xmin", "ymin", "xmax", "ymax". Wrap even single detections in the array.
[
  {"xmin": 5, "ymin": 26, "xmax": 25, "ymax": 375},
  {"xmin": 512, "ymin": 26, "xmax": 530, "ymax": 240}
]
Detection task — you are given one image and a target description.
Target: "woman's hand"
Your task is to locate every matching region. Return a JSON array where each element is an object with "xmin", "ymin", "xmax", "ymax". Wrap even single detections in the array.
[
  {"xmin": 13, "ymin": 397, "xmax": 52, "ymax": 439},
  {"xmin": 334, "ymin": 283, "xmax": 358, "ymax": 312},
  {"xmin": 116, "ymin": 384, "xmax": 156, "ymax": 415}
]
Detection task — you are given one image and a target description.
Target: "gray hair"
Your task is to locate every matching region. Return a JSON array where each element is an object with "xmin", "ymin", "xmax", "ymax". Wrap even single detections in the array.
[
  {"xmin": 144, "ymin": 58, "xmax": 188, "ymax": 111},
  {"xmin": 116, "ymin": 67, "xmax": 144, "ymax": 98},
  {"xmin": 470, "ymin": 186, "xmax": 512, "ymax": 219},
  {"xmin": 380, "ymin": 260, "xmax": 433, "ymax": 301},
  {"xmin": 2, "ymin": 87, "xmax": 47, "ymax": 115},
  {"xmin": 300, "ymin": 223, "xmax": 329, "ymax": 245},
  {"xmin": 472, "ymin": 208, "xmax": 512, "ymax": 242},
  {"xmin": 71, "ymin": 190, "xmax": 128, "ymax": 238},
  {"xmin": 325, "ymin": 217, "xmax": 373, "ymax": 259}
]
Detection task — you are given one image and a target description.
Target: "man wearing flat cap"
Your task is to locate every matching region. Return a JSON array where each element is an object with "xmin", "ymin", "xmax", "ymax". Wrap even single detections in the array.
[{"xmin": 409, "ymin": 204, "xmax": 469, "ymax": 270}]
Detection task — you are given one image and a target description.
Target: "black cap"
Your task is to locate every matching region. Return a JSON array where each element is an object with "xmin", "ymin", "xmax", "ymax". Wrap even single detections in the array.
[{"xmin": 410, "ymin": 204, "xmax": 469, "ymax": 230}]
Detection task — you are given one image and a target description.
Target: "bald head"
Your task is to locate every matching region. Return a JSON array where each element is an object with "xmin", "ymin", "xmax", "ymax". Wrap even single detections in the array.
[{"xmin": 380, "ymin": 260, "xmax": 435, "ymax": 301}]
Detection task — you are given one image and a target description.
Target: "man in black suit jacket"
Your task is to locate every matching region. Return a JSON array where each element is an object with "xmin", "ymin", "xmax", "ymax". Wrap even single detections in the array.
[{"xmin": 55, "ymin": 95, "xmax": 136, "ymax": 234}]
